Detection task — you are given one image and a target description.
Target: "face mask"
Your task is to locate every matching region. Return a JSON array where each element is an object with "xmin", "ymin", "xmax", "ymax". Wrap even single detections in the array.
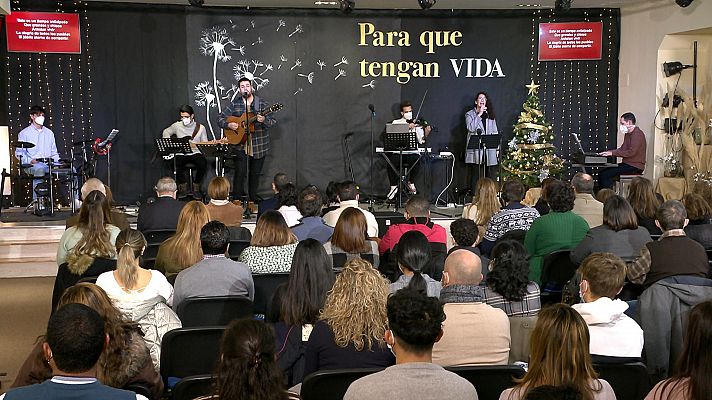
[
  {"xmin": 35, "ymin": 116, "xmax": 45, "ymax": 126},
  {"xmin": 620, "ymin": 124, "xmax": 631, "ymax": 133},
  {"xmin": 182, "ymin": 117, "xmax": 192, "ymax": 126},
  {"xmin": 403, "ymin": 112, "xmax": 413, "ymax": 120}
]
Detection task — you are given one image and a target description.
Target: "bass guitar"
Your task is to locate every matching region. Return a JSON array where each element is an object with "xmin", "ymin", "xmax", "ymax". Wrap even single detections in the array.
[{"xmin": 222, "ymin": 103, "xmax": 284, "ymax": 145}]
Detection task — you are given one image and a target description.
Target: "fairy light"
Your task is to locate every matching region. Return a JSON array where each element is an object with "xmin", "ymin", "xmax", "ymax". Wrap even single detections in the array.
[
  {"xmin": 605, "ymin": 9, "xmax": 614, "ymax": 145},
  {"xmin": 82, "ymin": 1, "xmax": 94, "ymax": 139}
]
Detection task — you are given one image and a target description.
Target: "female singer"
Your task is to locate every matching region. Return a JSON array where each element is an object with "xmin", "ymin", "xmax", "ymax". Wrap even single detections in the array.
[{"xmin": 465, "ymin": 92, "xmax": 499, "ymax": 185}]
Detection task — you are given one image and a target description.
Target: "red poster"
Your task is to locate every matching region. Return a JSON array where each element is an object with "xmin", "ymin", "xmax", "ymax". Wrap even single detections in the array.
[
  {"xmin": 6, "ymin": 11, "xmax": 81, "ymax": 54},
  {"xmin": 538, "ymin": 22, "xmax": 602, "ymax": 61}
]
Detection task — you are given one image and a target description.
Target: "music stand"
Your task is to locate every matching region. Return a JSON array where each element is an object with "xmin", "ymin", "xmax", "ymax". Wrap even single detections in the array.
[
  {"xmin": 155, "ymin": 138, "xmax": 194, "ymax": 183},
  {"xmin": 384, "ymin": 127, "xmax": 421, "ymax": 209},
  {"xmin": 467, "ymin": 133, "xmax": 501, "ymax": 180},
  {"xmin": 196, "ymin": 143, "xmax": 231, "ymax": 177}
]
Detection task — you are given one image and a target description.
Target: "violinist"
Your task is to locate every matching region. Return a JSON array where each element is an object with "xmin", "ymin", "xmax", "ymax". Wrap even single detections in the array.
[{"xmin": 387, "ymin": 101, "xmax": 432, "ymax": 199}]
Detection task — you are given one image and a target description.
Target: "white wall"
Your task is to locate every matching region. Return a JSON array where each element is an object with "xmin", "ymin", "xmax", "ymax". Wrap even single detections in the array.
[{"xmin": 0, "ymin": 0, "xmax": 9, "ymax": 15}]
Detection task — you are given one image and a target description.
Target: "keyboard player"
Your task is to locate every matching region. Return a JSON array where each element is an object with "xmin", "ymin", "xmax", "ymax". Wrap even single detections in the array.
[
  {"xmin": 386, "ymin": 101, "xmax": 432, "ymax": 199},
  {"xmin": 597, "ymin": 112, "xmax": 647, "ymax": 189}
]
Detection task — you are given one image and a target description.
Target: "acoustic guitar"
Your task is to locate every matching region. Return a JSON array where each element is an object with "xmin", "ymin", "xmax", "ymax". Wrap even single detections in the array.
[{"xmin": 222, "ymin": 103, "xmax": 284, "ymax": 145}]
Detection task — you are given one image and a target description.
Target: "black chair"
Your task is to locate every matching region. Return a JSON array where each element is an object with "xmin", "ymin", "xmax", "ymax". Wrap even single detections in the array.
[
  {"xmin": 176, "ymin": 296, "xmax": 253, "ymax": 327},
  {"xmin": 142, "ymin": 242, "xmax": 162, "ymax": 270},
  {"xmin": 227, "ymin": 240, "xmax": 251, "ymax": 261},
  {"xmin": 301, "ymin": 368, "xmax": 384, "ymax": 400},
  {"xmin": 594, "ymin": 362, "xmax": 652, "ymax": 400},
  {"xmin": 447, "ymin": 365, "xmax": 526, "ymax": 400},
  {"xmin": 252, "ymin": 273, "xmax": 290, "ymax": 316},
  {"xmin": 160, "ymin": 327, "xmax": 225, "ymax": 388},
  {"xmin": 124, "ymin": 383, "xmax": 153, "ymax": 400},
  {"xmin": 171, "ymin": 375, "xmax": 214, "ymax": 400},
  {"xmin": 77, "ymin": 275, "xmax": 99, "ymax": 284},
  {"xmin": 167, "ymin": 273, "xmax": 178, "ymax": 286},
  {"xmin": 228, "ymin": 226, "xmax": 252, "ymax": 241},
  {"xmin": 143, "ymin": 229, "xmax": 176, "ymax": 246},
  {"xmin": 540, "ymin": 249, "xmax": 578, "ymax": 304}
]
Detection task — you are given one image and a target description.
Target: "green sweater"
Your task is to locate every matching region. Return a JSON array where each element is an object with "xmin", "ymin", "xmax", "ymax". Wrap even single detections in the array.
[{"xmin": 524, "ymin": 211, "xmax": 589, "ymax": 283}]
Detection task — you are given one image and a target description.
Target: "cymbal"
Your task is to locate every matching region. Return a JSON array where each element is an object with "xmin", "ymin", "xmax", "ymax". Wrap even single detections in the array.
[
  {"xmin": 73, "ymin": 138, "xmax": 93, "ymax": 146},
  {"xmin": 14, "ymin": 141, "xmax": 35, "ymax": 149}
]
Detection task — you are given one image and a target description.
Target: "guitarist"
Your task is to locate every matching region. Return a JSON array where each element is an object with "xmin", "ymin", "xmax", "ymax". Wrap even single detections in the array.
[
  {"xmin": 162, "ymin": 104, "xmax": 209, "ymax": 194},
  {"xmin": 218, "ymin": 77, "xmax": 277, "ymax": 203}
]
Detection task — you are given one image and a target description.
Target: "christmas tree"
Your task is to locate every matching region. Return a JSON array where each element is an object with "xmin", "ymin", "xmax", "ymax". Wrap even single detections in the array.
[{"xmin": 501, "ymin": 81, "xmax": 564, "ymax": 188}]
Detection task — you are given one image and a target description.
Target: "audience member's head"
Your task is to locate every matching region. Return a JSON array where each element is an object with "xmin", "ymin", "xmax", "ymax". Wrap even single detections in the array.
[
  {"xmin": 214, "ymin": 319, "xmax": 285, "ymax": 400},
  {"xmin": 487, "ymin": 239, "xmax": 531, "ymax": 302},
  {"xmin": 331, "ymin": 207, "xmax": 370, "ymax": 253},
  {"xmin": 579, "ymin": 253, "xmax": 626, "ymax": 302},
  {"xmin": 386, "ymin": 288, "xmax": 446, "ymax": 358},
  {"xmin": 692, "ymin": 182, "xmax": 712, "ymax": 208},
  {"xmin": 325, "ymin": 181, "xmax": 339, "ymax": 205},
  {"xmin": 162, "ymin": 201, "xmax": 211, "ymax": 270},
  {"xmin": 627, "ymin": 176, "xmax": 660, "ymax": 220},
  {"xmin": 602, "ymin": 195, "xmax": 638, "ymax": 232},
  {"xmin": 442, "ymin": 249, "xmax": 482, "ymax": 287},
  {"xmin": 571, "ymin": 173, "xmax": 595, "ymax": 195},
  {"xmin": 277, "ymin": 182, "xmax": 298, "ymax": 208},
  {"xmin": 497, "ymin": 229, "xmax": 527, "ymax": 244},
  {"xmin": 281, "ymin": 239, "xmax": 336, "ymax": 326},
  {"xmin": 547, "ymin": 180, "xmax": 576, "ymax": 213},
  {"xmin": 450, "ymin": 218, "xmax": 478, "ymax": 247},
  {"xmin": 502, "ymin": 180, "xmax": 526, "ymax": 204},
  {"xmin": 251, "ymin": 210, "xmax": 297, "ymax": 247},
  {"xmin": 80, "ymin": 178, "xmax": 106, "ymax": 200},
  {"xmin": 595, "ymin": 188, "xmax": 616, "ymax": 204},
  {"xmin": 155, "ymin": 176, "xmax": 177, "ymax": 198},
  {"xmin": 396, "ymin": 231, "xmax": 433, "ymax": 294},
  {"xmin": 208, "ymin": 176, "xmax": 231, "ymax": 201},
  {"xmin": 682, "ymin": 193, "xmax": 712, "ymax": 222},
  {"xmin": 405, "ymin": 195, "xmax": 431, "ymax": 219},
  {"xmin": 539, "ymin": 177, "xmax": 557, "ymax": 203},
  {"xmin": 115, "ymin": 229, "xmax": 147, "ymax": 290},
  {"xmin": 336, "ymin": 181, "xmax": 359, "ymax": 202},
  {"xmin": 200, "ymin": 220, "xmax": 230, "ymax": 255},
  {"xmin": 523, "ymin": 385, "xmax": 583, "ymax": 400},
  {"xmin": 44, "ymin": 303, "xmax": 106, "ymax": 376},
  {"xmin": 472, "ymin": 177, "xmax": 500, "ymax": 226},
  {"xmin": 69, "ymin": 190, "xmax": 115, "ymax": 271},
  {"xmin": 656, "ymin": 200, "xmax": 688, "ymax": 231},
  {"xmin": 517, "ymin": 304, "xmax": 599, "ymax": 399},
  {"xmin": 320, "ymin": 258, "xmax": 390, "ymax": 351},
  {"xmin": 272, "ymin": 172, "xmax": 289, "ymax": 194},
  {"xmin": 297, "ymin": 186, "xmax": 324, "ymax": 217}
]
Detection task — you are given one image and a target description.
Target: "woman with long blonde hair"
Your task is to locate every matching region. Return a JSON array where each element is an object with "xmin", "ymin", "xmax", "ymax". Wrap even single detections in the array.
[
  {"xmin": 499, "ymin": 304, "xmax": 616, "ymax": 400},
  {"xmin": 155, "ymin": 200, "xmax": 210, "ymax": 275},
  {"xmin": 463, "ymin": 177, "xmax": 500, "ymax": 227},
  {"xmin": 303, "ymin": 258, "xmax": 395, "ymax": 378},
  {"xmin": 238, "ymin": 210, "xmax": 298, "ymax": 274}
]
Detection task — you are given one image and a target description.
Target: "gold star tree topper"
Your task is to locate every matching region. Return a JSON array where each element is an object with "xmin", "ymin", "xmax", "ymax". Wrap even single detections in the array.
[{"xmin": 526, "ymin": 80, "xmax": 540, "ymax": 95}]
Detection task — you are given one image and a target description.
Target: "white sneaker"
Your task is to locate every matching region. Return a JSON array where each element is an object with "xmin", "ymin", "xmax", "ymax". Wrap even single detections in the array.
[
  {"xmin": 387, "ymin": 186, "xmax": 398, "ymax": 200},
  {"xmin": 407, "ymin": 182, "xmax": 417, "ymax": 194}
]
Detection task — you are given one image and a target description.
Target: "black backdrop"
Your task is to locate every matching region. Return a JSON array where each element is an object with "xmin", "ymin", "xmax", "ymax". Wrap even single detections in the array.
[{"xmin": 3, "ymin": 2, "xmax": 620, "ymax": 204}]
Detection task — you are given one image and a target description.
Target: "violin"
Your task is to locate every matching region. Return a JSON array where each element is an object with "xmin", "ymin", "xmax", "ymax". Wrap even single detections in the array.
[{"xmin": 406, "ymin": 118, "xmax": 430, "ymax": 127}]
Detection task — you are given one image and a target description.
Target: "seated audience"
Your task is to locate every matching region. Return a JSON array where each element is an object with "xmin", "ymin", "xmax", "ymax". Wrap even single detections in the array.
[
  {"xmin": 389, "ymin": 231, "xmax": 442, "ymax": 298},
  {"xmin": 499, "ymin": 304, "xmax": 616, "ymax": 400},
  {"xmin": 573, "ymin": 253, "xmax": 644, "ymax": 361},
  {"xmin": 5, "ymin": 303, "xmax": 150, "ymax": 400},
  {"xmin": 239, "ymin": 210, "xmax": 298, "ymax": 274},
  {"xmin": 321, "ymin": 180, "xmax": 340, "ymax": 216},
  {"xmin": 324, "ymin": 207, "xmax": 379, "ymax": 271},
  {"xmin": 433, "ymin": 249, "xmax": 510, "ymax": 366},
  {"xmin": 344, "ymin": 288, "xmax": 477, "ymax": 400},
  {"xmin": 205, "ymin": 319, "xmax": 300, "ymax": 400},
  {"xmin": 258, "ymin": 172, "xmax": 289, "ymax": 218},
  {"xmin": 449, "ymin": 218, "xmax": 481, "ymax": 255},
  {"xmin": 483, "ymin": 240, "xmax": 541, "ymax": 317},
  {"xmin": 277, "ymin": 183, "xmax": 303, "ymax": 227},
  {"xmin": 628, "ymin": 200, "xmax": 709, "ymax": 287},
  {"xmin": 13, "ymin": 283, "xmax": 163, "ymax": 400},
  {"xmin": 463, "ymin": 177, "xmax": 500, "ymax": 232},
  {"xmin": 627, "ymin": 176, "xmax": 662, "ymax": 235},
  {"xmin": 571, "ymin": 195, "xmax": 651, "ymax": 265},
  {"xmin": 533, "ymin": 177, "xmax": 556, "ymax": 216},
  {"xmin": 173, "ymin": 221, "xmax": 254, "ymax": 309},
  {"xmin": 273, "ymin": 239, "xmax": 336, "ymax": 386},
  {"xmin": 53, "ymin": 191, "xmax": 119, "ymax": 310},
  {"xmin": 155, "ymin": 201, "xmax": 210, "ymax": 275},
  {"xmin": 303, "ymin": 259, "xmax": 395, "ymax": 378},
  {"xmin": 482, "ymin": 180, "xmax": 541, "ymax": 256},
  {"xmin": 525, "ymin": 180, "xmax": 589, "ymax": 283},
  {"xmin": 66, "ymin": 178, "xmax": 129, "ymax": 231},
  {"xmin": 323, "ymin": 181, "xmax": 379, "ymax": 237},
  {"xmin": 137, "ymin": 176, "xmax": 185, "ymax": 232},
  {"xmin": 596, "ymin": 188, "xmax": 616, "ymax": 204},
  {"xmin": 571, "ymin": 173, "xmax": 604, "ymax": 228},
  {"xmin": 682, "ymin": 193, "xmax": 712, "ymax": 250},
  {"xmin": 645, "ymin": 301, "xmax": 712, "ymax": 400},
  {"xmin": 379, "ymin": 195, "xmax": 447, "ymax": 280},
  {"xmin": 205, "ymin": 176, "xmax": 243, "ymax": 226},
  {"xmin": 291, "ymin": 186, "xmax": 334, "ymax": 243},
  {"xmin": 692, "ymin": 181, "xmax": 712, "ymax": 208}
]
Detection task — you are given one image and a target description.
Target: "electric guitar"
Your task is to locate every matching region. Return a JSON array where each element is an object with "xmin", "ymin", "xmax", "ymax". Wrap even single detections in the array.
[{"xmin": 222, "ymin": 103, "xmax": 284, "ymax": 145}]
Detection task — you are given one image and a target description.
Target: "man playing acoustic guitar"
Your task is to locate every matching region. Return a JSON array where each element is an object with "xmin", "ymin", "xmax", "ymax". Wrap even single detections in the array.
[{"xmin": 218, "ymin": 77, "xmax": 277, "ymax": 203}]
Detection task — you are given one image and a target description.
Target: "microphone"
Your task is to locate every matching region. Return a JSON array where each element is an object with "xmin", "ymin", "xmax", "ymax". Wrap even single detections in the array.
[
  {"xmin": 368, "ymin": 104, "xmax": 375, "ymax": 116},
  {"xmin": 242, "ymin": 90, "xmax": 250, "ymax": 98},
  {"xmin": 345, "ymin": 132, "xmax": 355, "ymax": 138},
  {"xmin": 476, "ymin": 128, "xmax": 482, "ymax": 135}
]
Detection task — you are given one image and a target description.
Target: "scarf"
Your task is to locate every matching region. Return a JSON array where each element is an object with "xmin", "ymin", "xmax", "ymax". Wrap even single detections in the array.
[{"xmin": 439, "ymin": 284, "xmax": 484, "ymax": 304}]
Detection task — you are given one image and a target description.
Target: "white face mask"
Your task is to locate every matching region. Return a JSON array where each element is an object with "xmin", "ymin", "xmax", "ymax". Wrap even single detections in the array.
[
  {"xmin": 34, "ymin": 116, "xmax": 45, "ymax": 126},
  {"xmin": 619, "ymin": 124, "xmax": 629, "ymax": 133},
  {"xmin": 181, "ymin": 117, "xmax": 192, "ymax": 126},
  {"xmin": 403, "ymin": 111, "xmax": 413, "ymax": 120}
]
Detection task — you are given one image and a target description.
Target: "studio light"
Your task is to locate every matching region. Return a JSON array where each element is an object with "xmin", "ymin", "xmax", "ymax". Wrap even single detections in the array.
[
  {"xmin": 339, "ymin": 0, "xmax": 354, "ymax": 13},
  {"xmin": 418, "ymin": 0, "xmax": 436, "ymax": 10},
  {"xmin": 663, "ymin": 61, "xmax": 693, "ymax": 77},
  {"xmin": 188, "ymin": 0, "xmax": 204, "ymax": 6},
  {"xmin": 554, "ymin": 0, "xmax": 571, "ymax": 12},
  {"xmin": 675, "ymin": 0, "xmax": 694, "ymax": 7}
]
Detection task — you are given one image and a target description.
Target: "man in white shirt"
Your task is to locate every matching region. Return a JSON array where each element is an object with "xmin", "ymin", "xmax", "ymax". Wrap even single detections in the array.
[
  {"xmin": 162, "ymin": 105, "xmax": 210, "ymax": 195},
  {"xmin": 386, "ymin": 101, "xmax": 432, "ymax": 199},
  {"xmin": 15, "ymin": 105, "xmax": 61, "ymax": 200},
  {"xmin": 323, "ymin": 181, "xmax": 378, "ymax": 237}
]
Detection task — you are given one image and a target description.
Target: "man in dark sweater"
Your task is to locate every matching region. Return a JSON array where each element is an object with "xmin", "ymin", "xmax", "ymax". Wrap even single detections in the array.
[
  {"xmin": 628, "ymin": 200, "xmax": 709, "ymax": 287},
  {"xmin": 136, "ymin": 177, "xmax": 185, "ymax": 233},
  {"xmin": 598, "ymin": 112, "xmax": 647, "ymax": 189}
]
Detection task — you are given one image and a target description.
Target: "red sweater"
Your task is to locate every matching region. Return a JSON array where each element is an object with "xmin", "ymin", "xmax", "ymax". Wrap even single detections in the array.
[
  {"xmin": 378, "ymin": 218, "xmax": 448, "ymax": 255},
  {"xmin": 612, "ymin": 126, "xmax": 647, "ymax": 170}
]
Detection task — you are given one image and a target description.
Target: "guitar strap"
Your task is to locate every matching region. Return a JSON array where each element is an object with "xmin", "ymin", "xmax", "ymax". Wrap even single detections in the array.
[{"xmin": 191, "ymin": 122, "xmax": 202, "ymax": 139}]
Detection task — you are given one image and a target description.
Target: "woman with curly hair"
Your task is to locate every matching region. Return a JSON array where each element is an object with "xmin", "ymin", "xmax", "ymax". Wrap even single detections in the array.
[
  {"xmin": 499, "ymin": 304, "xmax": 616, "ymax": 400},
  {"xmin": 462, "ymin": 177, "xmax": 500, "ymax": 229},
  {"xmin": 524, "ymin": 180, "xmax": 589, "ymax": 283},
  {"xmin": 155, "ymin": 201, "xmax": 211, "ymax": 275},
  {"xmin": 12, "ymin": 283, "xmax": 164, "ymax": 400},
  {"xmin": 303, "ymin": 258, "xmax": 395, "ymax": 379},
  {"xmin": 484, "ymin": 240, "xmax": 540, "ymax": 317},
  {"xmin": 627, "ymin": 176, "xmax": 662, "ymax": 235}
]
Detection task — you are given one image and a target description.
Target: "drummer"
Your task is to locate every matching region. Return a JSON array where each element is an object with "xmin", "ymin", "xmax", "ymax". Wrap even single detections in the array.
[{"xmin": 15, "ymin": 105, "xmax": 61, "ymax": 199}]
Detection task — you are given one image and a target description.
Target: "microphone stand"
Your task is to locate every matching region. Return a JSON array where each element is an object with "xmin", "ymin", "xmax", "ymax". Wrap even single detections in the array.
[
  {"xmin": 369, "ymin": 106, "xmax": 375, "ymax": 212},
  {"xmin": 242, "ymin": 92, "xmax": 252, "ymax": 220}
]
